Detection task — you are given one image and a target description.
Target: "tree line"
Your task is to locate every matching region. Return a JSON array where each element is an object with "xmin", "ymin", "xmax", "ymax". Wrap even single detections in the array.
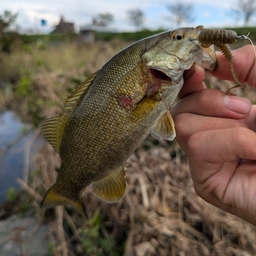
[
  {"xmin": 1, "ymin": 0, "xmax": 256, "ymax": 35},
  {"xmin": 93, "ymin": 0, "xmax": 256, "ymax": 30}
]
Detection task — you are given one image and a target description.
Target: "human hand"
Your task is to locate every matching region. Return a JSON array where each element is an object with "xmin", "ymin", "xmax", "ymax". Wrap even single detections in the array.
[{"xmin": 171, "ymin": 45, "xmax": 256, "ymax": 225}]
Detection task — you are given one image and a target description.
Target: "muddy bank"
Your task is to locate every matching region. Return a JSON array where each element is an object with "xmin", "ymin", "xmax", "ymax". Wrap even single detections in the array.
[{"xmin": 0, "ymin": 214, "xmax": 50, "ymax": 256}]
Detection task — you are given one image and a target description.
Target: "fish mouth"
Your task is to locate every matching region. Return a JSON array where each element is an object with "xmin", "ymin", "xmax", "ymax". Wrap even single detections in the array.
[{"xmin": 149, "ymin": 68, "xmax": 173, "ymax": 82}]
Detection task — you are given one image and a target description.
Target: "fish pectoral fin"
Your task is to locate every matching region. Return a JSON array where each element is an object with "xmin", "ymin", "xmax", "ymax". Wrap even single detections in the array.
[
  {"xmin": 41, "ymin": 186, "xmax": 86, "ymax": 216},
  {"xmin": 150, "ymin": 111, "xmax": 176, "ymax": 141},
  {"xmin": 91, "ymin": 166, "xmax": 126, "ymax": 203}
]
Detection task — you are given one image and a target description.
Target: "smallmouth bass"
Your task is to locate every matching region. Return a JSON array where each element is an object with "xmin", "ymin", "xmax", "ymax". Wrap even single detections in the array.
[{"xmin": 41, "ymin": 26, "xmax": 217, "ymax": 214}]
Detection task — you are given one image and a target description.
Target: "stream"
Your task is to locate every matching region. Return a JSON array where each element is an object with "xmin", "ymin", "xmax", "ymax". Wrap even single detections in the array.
[{"xmin": 0, "ymin": 111, "xmax": 44, "ymax": 203}]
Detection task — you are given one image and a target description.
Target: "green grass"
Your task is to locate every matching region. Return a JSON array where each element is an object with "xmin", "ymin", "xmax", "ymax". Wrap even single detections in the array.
[
  {"xmin": 18, "ymin": 26, "xmax": 256, "ymax": 44},
  {"xmin": 95, "ymin": 29, "xmax": 165, "ymax": 42}
]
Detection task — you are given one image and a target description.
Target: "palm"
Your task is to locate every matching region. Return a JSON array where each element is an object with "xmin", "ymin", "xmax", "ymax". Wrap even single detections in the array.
[
  {"xmin": 185, "ymin": 106, "xmax": 256, "ymax": 224},
  {"xmin": 202, "ymin": 160, "xmax": 256, "ymax": 215}
]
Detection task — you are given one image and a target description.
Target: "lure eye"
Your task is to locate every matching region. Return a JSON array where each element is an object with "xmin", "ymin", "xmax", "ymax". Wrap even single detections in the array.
[{"xmin": 173, "ymin": 34, "xmax": 183, "ymax": 40}]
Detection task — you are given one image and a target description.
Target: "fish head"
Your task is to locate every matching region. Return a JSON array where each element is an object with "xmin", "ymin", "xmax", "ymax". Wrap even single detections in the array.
[{"xmin": 142, "ymin": 26, "xmax": 217, "ymax": 84}]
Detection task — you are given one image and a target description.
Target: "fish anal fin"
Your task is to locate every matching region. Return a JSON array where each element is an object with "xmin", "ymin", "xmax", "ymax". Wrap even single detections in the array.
[
  {"xmin": 41, "ymin": 72, "xmax": 98, "ymax": 153},
  {"xmin": 91, "ymin": 166, "xmax": 126, "ymax": 203},
  {"xmin": 41, "ymin": 186, "xmax": 85, "ymax": 216},
  {"xmin": 151, "ymin": 111, "xmax": 176, "ymax": 141}
]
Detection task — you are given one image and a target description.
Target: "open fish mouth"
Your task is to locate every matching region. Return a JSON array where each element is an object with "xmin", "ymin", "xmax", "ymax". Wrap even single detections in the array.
[{"xmin": 149, "ymin": 68, "xmax": 173, "ymax": 82}]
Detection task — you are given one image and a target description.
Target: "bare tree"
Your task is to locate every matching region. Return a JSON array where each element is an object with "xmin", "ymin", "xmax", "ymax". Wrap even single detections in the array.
[
  {"xmin": 93, "ymin": 13, "xmax": 114, "ymax": 27},
  {"xmin": 127, "ymin": 9, "xmax": 145, "ymax": 31},
  {"xmin": 232, "ymin": 0, "xmax": 256, "ymax": 26},
  {"xmin": 166, "ymin": 3, "xmax": 194, "ymax": 26},
  {"xmin": 0, "ymin": 10, "xmax": 18, "ymax": 51},
  {"xmin": 0, "ymin": 10, "xmax": 18, "ymax": 34}
]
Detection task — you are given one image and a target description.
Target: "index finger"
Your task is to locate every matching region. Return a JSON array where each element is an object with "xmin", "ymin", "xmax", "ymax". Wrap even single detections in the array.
[
  {"xmin": 211, "ymin": 45, "xmax": 256, "ymax": 86},
  {"xmin": 179, "ymin": 64, "xmax": 206, "ymax": 98}
]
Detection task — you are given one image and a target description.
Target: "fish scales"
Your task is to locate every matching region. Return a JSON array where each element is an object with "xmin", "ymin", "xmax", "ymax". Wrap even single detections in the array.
[
  {"xmin": 58, "ymin": 40, "xmax": 155, "ymax": 182},
  {"xmin": 41, "ymin": 26, "xmax": 217, "ymax": 214}
]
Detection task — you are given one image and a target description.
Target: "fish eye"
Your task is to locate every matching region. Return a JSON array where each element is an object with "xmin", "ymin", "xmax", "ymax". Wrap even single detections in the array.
[{"xmin": 172, "ymin": 34, "xmax": 184, "ymax": 40}]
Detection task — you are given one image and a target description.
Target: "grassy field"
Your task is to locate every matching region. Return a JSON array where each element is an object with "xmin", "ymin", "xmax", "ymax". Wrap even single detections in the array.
[{"xmin": 1, "ymin": 31, "xmax": 256, "ymax": 255}]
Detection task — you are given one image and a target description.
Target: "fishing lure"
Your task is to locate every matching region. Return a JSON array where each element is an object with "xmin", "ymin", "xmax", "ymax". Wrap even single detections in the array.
[
  {"xmin": 197, "ymin": 28, "xmax": 252, "ymax": 91},
  {"xmin": 198, "ymin": 29, "xmax": 240, "ymax": 46}
]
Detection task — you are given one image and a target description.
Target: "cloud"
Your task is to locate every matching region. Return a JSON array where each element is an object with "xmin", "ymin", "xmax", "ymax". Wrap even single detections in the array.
[{"xmin": 1, "ymin": 0, "xmax": 237, "ymax": 33}]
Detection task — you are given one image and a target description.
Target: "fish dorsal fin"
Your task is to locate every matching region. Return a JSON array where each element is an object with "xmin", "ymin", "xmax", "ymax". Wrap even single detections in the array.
[
  {"xmin": 91, "ymin": 166, "xmax": 126, "ymax": 202},
  {"xmin": 41, "ymin": 72, "xmax": 97, "ymax": 153},
  {"xmin": 151, "ymin": 111, "xmax": 176, "ymax": 141},
  {"xmin": 62, "ymin": 72, "xmax": 97, "ymax": 114},
  {"xmin": 41, "ymin": 116, "xmax": 66, "ymax": 153}
]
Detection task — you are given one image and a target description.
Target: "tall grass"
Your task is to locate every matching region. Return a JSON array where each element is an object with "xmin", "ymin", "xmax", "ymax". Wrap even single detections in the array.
[
  {"xmin": 0, "ymin": 41, "xmax": 126, "ymax": 81},
  {"xmin": 0, "ymin": 41, "xmax": 127, "ymax": 124}
]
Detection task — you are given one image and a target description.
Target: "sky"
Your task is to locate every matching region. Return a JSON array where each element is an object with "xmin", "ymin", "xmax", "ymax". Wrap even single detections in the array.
[{"xmin": 1, "ymin": 0, "xmax": 249, "ymax": 34}]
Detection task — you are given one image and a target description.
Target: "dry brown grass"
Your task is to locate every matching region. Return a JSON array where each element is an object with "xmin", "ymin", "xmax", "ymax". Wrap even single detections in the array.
[
  {"xmin": 27, "ymin": 138, "xmax": 256, "ymax": 255},
  {"xmin": 1, "ymin": 40, "xmax": 256, "ymax": 255}
]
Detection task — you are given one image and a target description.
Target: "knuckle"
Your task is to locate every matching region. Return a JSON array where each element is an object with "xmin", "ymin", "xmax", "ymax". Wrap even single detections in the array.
[
  {"xmin": 232, "ymin": 120, "xmax": 246, "ymax": 128},
  {"xmin": 187, "ymin": 132, "xmax": 202, "ymax": 153},
  {"xmin": 233, "ymin": 126, "xmax": 248, "ymax": 143},
  {"xmin": 174, "ymin": 113, "xmax": 192, "ymax": 135}
]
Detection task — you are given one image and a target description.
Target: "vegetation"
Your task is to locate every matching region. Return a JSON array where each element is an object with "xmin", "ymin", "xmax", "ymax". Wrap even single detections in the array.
[
  {"xmin": 1, "ymin": 27, "xmax": 256, "ymax": 255},
  {"xmin": 0, "ymin": 10, "xmax": 19, "ymax": 52},
  {"xmin": 21, "ymin": 27, "xmax": 256, "ymax": 44},
  {"xmin": 126, "ymin": 9, "xmax": 145, "ymax": 31},
  {"xmin": 1, "ymin": 23, "xmax": 256, "ymax": 52},
  {"xmin": 95, "ymin": 29, "xmax": 165, "ymax": 42},
  {"xmin": 93, "ymin": 13, "xmax": 114, "ymax": 27},
  {"xmin": 232, "ymin": 0, "xmax": 256, "ymax": 26},
  {"xmin": 166, "ymin": 3, "xmax": 194, "ymax": 26}
]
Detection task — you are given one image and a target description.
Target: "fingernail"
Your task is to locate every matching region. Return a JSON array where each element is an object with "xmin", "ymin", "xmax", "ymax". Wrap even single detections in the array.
[{"xmin": 224, "ymin": 95, "xmax": 251, "ymax": 114}]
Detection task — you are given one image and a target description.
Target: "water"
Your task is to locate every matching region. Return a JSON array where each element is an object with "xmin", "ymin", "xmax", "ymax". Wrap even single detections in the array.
[{"xmin": 0, "ymin": 111, "xmax": 44, "ymax": 203}]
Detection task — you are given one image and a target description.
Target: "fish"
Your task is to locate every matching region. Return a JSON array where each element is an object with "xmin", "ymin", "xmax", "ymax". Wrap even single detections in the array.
[{"xmin": 41, "ymin": 26, "xmax": 217, "ymax": 215}]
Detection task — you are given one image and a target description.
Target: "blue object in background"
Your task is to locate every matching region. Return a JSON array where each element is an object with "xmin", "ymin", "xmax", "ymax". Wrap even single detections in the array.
[{"xmin": 41, "ymin": 19, "xmax": 47, "ymax": 26}]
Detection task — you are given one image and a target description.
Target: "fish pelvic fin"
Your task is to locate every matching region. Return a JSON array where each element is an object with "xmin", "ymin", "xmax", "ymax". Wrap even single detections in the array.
[
  {"xmin": 41, "ymin": 186, "xmax": 86, "ymax": 216},
  {"xmin": 91, "ymin": 166, "xmax": 127, "ymax": 203},
  {"xmin": 150, "ymin": 111, "xmax": 176, "ymax": 141},
  {"xmin": 41, "ymin": 72, "xmax": 98, "ymax": 153}
]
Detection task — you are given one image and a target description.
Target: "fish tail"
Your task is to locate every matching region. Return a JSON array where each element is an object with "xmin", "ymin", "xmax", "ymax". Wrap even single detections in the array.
[{"xmin": 41, "ymin": 186, "xmax": 86, "ymax": 216}]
